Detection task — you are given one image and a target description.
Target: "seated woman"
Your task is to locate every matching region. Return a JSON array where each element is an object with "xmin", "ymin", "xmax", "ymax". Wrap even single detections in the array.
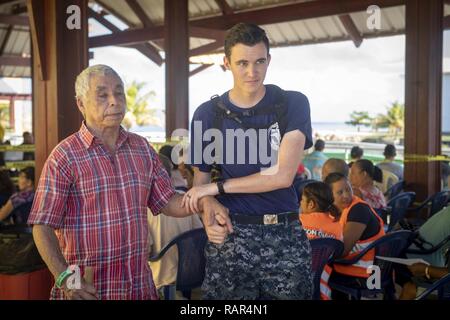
[
  {"xmin": 300, "ymin": 182, "xmax": 343, "ymax": 241},
  {"xmin": 300, "ymin": 181, "xmax": 343, "ymax": 300},
  {"xmin": 0, "ymin": 169, "xmax": 15, "ymax": 207},
  {"xmin": 324, "ymin": 173, "xmax": 385, "ymax": 289},
  {"xmin": 0, "ymin": 167, "xmax": 35, "ymax": 224},
  {"xmin": 350, "ymin": 159, "xmax": 387, "ymax": 209}
]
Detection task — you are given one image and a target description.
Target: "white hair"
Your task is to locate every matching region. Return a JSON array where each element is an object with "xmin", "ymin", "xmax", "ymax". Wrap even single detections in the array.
[{"xmin": 75, "ymin": 64, "xmax": 123, "ymax": 101}]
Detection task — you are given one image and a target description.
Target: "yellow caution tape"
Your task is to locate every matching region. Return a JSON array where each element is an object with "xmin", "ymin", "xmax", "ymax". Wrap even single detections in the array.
[
  {"xmin": 404, "ymin": 154, "xmax": 450, "ymax": 163},
  {"xmin": 0, "ymin": 145, "xmax": 35, "ymax": 152},
  {"xmin": 0, "ymin": 161, "xmax": 35, "ymax": 170}
]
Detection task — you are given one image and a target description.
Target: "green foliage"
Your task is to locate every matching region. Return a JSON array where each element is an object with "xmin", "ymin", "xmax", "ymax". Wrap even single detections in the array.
[
  {"xmin": 346, "ymin": 111, "xmax": 371, "ymax": 132},
  {"xmin": 123, "ymin": 81, "xmax": 159, "ymax": 129},
  {"xmin": 372, "ymin": 101, "xmax": 404, "ymax": 136},
  {"xmin": 0, "ymin": 102, "xmax": 9, "ymax": 140},
  {"xmin": 348, "ymin": 101, "xmax": 404, "ymax": 136}
]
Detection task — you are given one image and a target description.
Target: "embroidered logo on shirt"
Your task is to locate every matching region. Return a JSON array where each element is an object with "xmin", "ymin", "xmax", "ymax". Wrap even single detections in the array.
[{"xmin": 268, "ymin": 122, "xmax": 281, "ymax": 150}]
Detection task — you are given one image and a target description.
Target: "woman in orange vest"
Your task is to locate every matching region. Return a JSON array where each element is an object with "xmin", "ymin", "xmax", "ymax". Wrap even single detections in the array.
[
  {"xmin": 300, "ymin": 181, "xmax": 343, "ymax": 300},
  {"xmin": 323, "ymin": 173, "xmax": 385, "ymax": 294}
]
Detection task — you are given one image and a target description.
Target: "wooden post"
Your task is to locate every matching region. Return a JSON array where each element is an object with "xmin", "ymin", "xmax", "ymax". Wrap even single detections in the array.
[
  {"xmin": 404, "ymin": 0, "xmax": 443, "ymax": 200},
  {"xmin": 27, "ymin": 0, "xmax": 88, "ymax": 180},
  {"xmin": 164, "ymin": 0, "xmax": 189, "ymax": 140}
]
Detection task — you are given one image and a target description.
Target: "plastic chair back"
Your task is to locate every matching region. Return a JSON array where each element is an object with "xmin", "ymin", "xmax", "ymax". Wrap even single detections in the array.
[{"xmin": 309, "ymin": 238, "xmax": 344, "ymax": 300}]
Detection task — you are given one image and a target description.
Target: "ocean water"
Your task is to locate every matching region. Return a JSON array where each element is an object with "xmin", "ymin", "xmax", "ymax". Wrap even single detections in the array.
[{"xmin": 311, "ymin": 122, "xmax": 384, "ymax": 133}]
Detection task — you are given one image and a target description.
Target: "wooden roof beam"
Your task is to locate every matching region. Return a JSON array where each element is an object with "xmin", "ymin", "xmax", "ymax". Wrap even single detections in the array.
[
  {"xmin": 0, "ymin": 3, "xmax": 28, "ymax": 55},
  {"xmin": 89, "ymin": 26, "xmax": 164, "ymax": 47},
  {"xmin": 0, "ymin": 0, "xmax": 25, "ymax": 7},
  {"xmin": 338, "ymin": 14, "xmax": 363, "ymax": 47},
  {"xmin": 214, "ymin": 0, "xmax": 233, "ymax": 15},
  {"xmin": 90, "ymin": 0, "xmax": 404, "ymax": 48},
  {"xmin": 189, "ymin": 63, "xmax": 213, "ymax": 77},
  {"xmin": 88, "ymin": 6, "xmax": 119, "ymax": 31},
  {"xmin": 88, "ymin": 7, "xmax": 163, "ymax": 65},
  {"xmin": 0, "ymin": 25, "xmax": 13, "ymax": 55},
  {"xmin": 190, "ymin": 0, "xmax": 405, "ymax": 29},
  {"xmin": 125, "ymin": 0, "xmax": 154, "ymax": 27},
  {"xmin": 189, "ymin": 41, "xmax": 223, "ymax": 57},
  {"xmin": 94, "ymin": 0, "xmax": 131, "ymax": 27},
  {"xmin": 89, "ymin": 26, "xmax": 226, "ymax": 48},
  {"xmin": 0, "ymin": 55, "xmax": 30, "ymax": 66},
  {"xmin": 0, "ymin": 13, "xmax": 28, "ymax": 26},
  {"xmin": 190, "ymin": 26, "xmax": 226, "ymax": 42},
  {"xmin": 0, "ymin": 94, "xmax": 31, "ymax": 99}
]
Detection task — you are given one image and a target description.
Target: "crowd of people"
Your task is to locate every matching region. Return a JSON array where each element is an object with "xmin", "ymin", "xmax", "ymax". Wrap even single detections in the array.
[{"xmin": 299, "ymin": 141, "xmax": 450, "ymax": 300}]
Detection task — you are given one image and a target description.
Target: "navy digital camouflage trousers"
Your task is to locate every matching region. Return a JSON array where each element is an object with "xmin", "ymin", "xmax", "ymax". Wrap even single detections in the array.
[{"xmin": 202, "ymin": 219, "xmax": 313, "ymax": 300}]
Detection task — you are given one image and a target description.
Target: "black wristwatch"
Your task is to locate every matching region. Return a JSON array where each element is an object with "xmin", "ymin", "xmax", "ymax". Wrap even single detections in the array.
[{"xmin": 216, "ymin": 180, "xmax": 226, "ymax": 195}]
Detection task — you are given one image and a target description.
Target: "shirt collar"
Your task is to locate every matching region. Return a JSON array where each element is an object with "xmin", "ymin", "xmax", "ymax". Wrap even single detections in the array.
[{"xmin": 79, "ymin": 121, "xmax": 129, "ymax": 150}]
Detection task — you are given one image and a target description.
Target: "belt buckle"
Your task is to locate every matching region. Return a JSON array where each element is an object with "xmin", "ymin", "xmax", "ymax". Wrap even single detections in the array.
[{"xmin": 263, "ymin": 214, "xmax": 278, "ymax": 225}]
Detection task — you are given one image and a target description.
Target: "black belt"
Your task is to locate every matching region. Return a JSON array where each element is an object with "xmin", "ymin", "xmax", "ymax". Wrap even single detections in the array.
[{"xmin": 230, "ymin": 212, "xmax": 299, "ymax": 225}]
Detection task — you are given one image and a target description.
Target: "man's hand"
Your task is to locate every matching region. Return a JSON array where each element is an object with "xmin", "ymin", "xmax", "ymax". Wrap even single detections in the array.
[
  {"xmin": 408, "ymin": 263, "xmax": 427, "ymax": 277},
  {"xmin": 205, "ymin": 224, "xmax": 229, "ymax": 244},
  {"xmin": 182, "ymin": 183, "xmax": 218, "ymax": 213},
  {"xmin": 198, "ymin": 196, "xmax": 233, "ymax": 244},
  {"xmin": 62, "ymin": 278, "xmax": 98, "ymax": 300}
]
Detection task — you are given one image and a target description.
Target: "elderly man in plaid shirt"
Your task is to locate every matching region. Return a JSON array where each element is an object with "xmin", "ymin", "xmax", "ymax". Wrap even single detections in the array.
[{"xmin": 28, "ymin": 65, "xmax": 231, "ymax": 300}]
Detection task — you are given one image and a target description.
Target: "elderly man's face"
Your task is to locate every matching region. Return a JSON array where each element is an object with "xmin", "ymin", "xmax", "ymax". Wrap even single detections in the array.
[{"xmin": 78, "ymin": 73, "xmax": 126, "ymax": 130}]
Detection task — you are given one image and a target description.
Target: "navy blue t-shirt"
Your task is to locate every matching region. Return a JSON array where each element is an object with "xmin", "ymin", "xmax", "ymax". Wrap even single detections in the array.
[{"xmin": 189, "ymin": 84, "xmax": 312, "ymax": 216}]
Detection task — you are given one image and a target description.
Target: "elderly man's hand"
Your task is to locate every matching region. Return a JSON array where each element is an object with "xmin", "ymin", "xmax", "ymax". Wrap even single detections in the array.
[
  {"xmin": 205, "ymin": 224, "xmax": 229, "ymax": 244},
  {"xmin": 63, "ymin": 278, "xmax": 98, "ymax": 300},
  {"xmin": 199, "ymin": 196, "xmax": 233, "ymax": 244}
]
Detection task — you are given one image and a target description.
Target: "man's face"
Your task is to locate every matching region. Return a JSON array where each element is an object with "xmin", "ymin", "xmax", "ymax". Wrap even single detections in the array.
[
  {"xmin": 77, "ymin": 74, "xmax": 126, "ymax": 130},
  {"xmin": 224, "ymin": 42, "xmax": 270, "ymax": 96}
]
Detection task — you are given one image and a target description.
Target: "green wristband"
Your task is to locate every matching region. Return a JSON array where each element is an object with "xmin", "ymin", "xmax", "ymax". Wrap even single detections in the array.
[{"xmin": 56, "ymin": 268, "xmax": 74, "ymax": 289}]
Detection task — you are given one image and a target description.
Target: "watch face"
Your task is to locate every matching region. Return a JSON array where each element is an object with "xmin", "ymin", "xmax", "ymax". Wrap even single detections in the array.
[{"xmin": 217, "ymin": 181, "xmax": 225, "ymax": 194}]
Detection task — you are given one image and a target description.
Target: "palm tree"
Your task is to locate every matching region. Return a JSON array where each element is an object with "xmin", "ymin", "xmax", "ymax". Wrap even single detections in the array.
[
  {"xmin": 372, "ymin": 113, "xmax": 390, "ymax": 132},
  {"xmin": 346, "ymin": 111, "xmax": 372, "ymax": 132},
  {"xmin": 375, "ymin": 101, "xmax": 404, "ymax": 138},
  {"xmin": 123, "ymin": 81, "xmax": 160, "ymax": 129},
  {"xmin": 0, "ymin": 102, "xmax": 9, "ymax": 127},
  {"xmin": 385, "ymin": 101, "xmax": 404, "ymax": 136}
]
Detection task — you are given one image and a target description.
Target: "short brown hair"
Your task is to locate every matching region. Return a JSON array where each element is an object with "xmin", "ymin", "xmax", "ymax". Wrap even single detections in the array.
[{"xmin": 224, "ymin": 23, "xmax": 270, "ymax": 59}]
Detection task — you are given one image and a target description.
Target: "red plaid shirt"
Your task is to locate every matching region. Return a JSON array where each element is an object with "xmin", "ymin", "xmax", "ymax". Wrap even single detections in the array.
[{"xmin": 28, "ymin": 123, "xmax": 176, "ymax": 300}]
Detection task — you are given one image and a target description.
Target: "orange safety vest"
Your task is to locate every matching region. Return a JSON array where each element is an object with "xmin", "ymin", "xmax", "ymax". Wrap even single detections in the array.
[
  {"xmin": 334, "ymin": 196, "xmax": 385, "ymax": 278},
  {"xmin": 301, "ymin": 212, "xmax": 343, "ymax": 300}
]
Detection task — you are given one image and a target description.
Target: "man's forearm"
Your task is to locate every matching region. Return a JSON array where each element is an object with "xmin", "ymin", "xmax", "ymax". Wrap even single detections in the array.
[
  {"xmin": 32, "ymin": 224, "xmax": 69, "ymax": 279},
  {"xmin": 161, "ymin": 193, "xmax": 194, "ymax": 217},
  {"xmin": 221, "ymin": 166, "xmax": 294, "ymax": 194}
]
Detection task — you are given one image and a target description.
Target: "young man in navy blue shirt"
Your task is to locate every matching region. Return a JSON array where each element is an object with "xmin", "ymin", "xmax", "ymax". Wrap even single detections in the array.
[{"xmin": 183, "ymin": 23, "xmax": 313, "ymax": 299}]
